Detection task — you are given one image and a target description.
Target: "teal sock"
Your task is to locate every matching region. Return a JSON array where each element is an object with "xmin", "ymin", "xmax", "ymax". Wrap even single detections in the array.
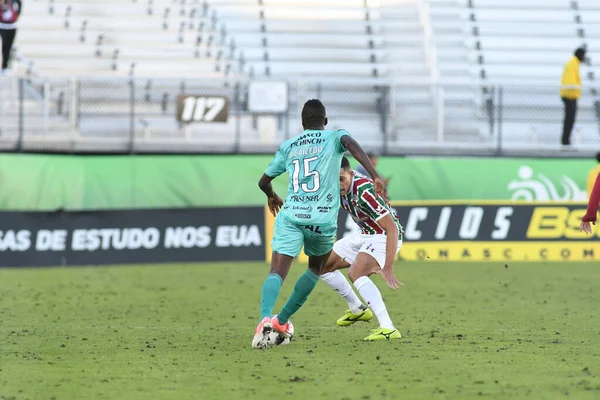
[
  {"xmin": 260, "ymin": 273, "xmax": 283, "ymax": 320},
  {"xmin": 277, "ymin": 269, "xmax": 320, "ymax": 324}
]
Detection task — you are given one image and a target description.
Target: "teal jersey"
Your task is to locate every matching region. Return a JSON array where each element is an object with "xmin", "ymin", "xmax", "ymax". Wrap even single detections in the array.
[{"xmin": 265, "ymin": 129, "xmax": 350, "ymax": 226}]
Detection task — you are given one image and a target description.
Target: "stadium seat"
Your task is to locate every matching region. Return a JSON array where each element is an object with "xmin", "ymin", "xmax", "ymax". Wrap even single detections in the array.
[
  {"xmin": 16, "ymin": 0, "xmax": 227, "ymax": 78},
  {"xmin": 459, "ymin": 0, "xmax": 575, "ymax": 9}
]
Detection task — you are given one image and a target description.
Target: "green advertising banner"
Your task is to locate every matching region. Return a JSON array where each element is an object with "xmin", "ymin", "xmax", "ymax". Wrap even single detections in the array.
[
  {"xmin": 380, "ymin": 157, "xmax": 594, "ymax": 202},
  {"xmin": 0, "ymin": 154, "xmax": 594, "ymax": 211}
]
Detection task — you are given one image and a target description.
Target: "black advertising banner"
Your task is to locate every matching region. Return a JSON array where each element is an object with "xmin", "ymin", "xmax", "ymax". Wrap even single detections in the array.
[
  {"xmin": 0, "ymin": 207, "xmax": 264, "ymax": 267},
  {"xmin": 338, "ymin": 203, "xmax": 599, "ymax": 241},
  {"xmin": 330, "ymin": 202, "xmax": 598, "ymax": 262},
  {"xmin": 339, "ymin": 202, "xmax": 598, "ymax": 262}
]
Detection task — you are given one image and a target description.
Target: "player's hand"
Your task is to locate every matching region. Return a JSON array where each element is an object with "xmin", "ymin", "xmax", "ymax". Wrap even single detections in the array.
[
  {"xmin": 380, "ymin": 266, "xmax": 403, "ymax": 289},
  {"xmin": 267, "ymin": 194, "xmax": 283, "ymax": 217},
  {"xmin": 580, "ymin": 220, "xmax": 594, "ymax": 234},
  {"xmin": 373, "ymin": 177, "xmax": 387, "ymax": 200}
]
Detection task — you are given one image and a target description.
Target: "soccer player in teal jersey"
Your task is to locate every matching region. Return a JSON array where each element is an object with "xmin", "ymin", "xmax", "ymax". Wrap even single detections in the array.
[{"xmin": 252, "ymin": 99, "xmax": 385, "ymax": 349}]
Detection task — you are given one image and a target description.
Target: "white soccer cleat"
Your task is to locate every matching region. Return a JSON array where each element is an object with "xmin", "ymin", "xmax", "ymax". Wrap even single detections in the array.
[{"xmin": 251, "ymin": 316, "xmax": 273, "ymax": 350}]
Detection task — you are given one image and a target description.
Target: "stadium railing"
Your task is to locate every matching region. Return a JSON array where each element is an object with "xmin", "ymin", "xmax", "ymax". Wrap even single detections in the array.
[{"xmin": 0, "ymin": 75, "xmax": 598, "ymax": 157}]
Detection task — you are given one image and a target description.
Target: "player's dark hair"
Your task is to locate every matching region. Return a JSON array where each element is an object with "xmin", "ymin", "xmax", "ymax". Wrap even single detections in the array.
[
  {"xmin": 302, "ymin": 99, "xmax": 327, "ymax": 129},
  {"xmin": 575, "ymin": 47, "xmax": 586, "ymax": 61},
  {"xmin": 341, "ymin": 157, "xmax": 352, "ymax": 170},
  {"xmin": 596, "ymin": 152, "xmax": 600, "ymax": 163}
]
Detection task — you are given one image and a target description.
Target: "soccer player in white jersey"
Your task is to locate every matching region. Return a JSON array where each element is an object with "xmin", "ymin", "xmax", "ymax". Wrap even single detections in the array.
[{"xmin": 320, "ymin": 157, "xmax": 403, "ymax": 341}]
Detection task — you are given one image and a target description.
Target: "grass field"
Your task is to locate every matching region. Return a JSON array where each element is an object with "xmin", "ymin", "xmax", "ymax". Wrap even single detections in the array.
[{"xmin": 1, "ymin": 261, "xmax": 600, "ymax": 400}]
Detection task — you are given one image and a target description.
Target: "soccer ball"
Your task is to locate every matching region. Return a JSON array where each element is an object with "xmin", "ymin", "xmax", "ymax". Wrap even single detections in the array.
[{"xmin": 266, "ymin": 317, "xmax": 294, "ymax": 347}]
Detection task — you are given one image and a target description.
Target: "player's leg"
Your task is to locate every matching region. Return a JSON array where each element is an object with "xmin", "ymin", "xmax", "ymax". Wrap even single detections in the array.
[
  {"xmin": 271, "ymin": 224, "xmax": 336, "ymax": 337},
  {"xmin": 348, "ymin": 236, "xmax": 402, "ymax": 341},
  {"xmin": 252, "ymin": 216, "xmax": 303, "ymax": 349},
  {"xmin": 321, "ymin": 236, "xmax": 372, "ymax": 326},
  {"xmin": 260, "ymin": 253, "xmax": 293, "ymax": 320},
  {"xmin": 272, "ymin": 251, "xmax": 329, "ymax": 337}
]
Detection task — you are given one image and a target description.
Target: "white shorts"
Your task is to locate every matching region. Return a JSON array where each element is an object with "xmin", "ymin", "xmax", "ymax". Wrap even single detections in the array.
[{"xmin": 333, "ymin": 233, "xmax": 403, "ymax": 269}]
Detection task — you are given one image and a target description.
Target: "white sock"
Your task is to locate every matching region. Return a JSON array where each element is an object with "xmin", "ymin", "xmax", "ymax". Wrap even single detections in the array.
[
  {"xmin": 353, "ymin": 276, "xmax": 395, "ymax": 330},
  {"xmin": 321, "ymin": 271, "xmax": 365, "ymax": 314}
]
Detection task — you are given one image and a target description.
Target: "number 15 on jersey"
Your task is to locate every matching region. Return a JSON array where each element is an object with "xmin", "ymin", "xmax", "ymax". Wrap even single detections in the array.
[{"xmin": 292, "ymin": 157, "xmax": 320, "ymax": 193}]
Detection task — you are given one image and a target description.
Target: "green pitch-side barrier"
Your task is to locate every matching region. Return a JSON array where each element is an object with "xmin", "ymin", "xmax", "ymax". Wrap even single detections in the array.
[{"xmin": 0, "ymin": 154, "xmax": 593, "ymax": 211}]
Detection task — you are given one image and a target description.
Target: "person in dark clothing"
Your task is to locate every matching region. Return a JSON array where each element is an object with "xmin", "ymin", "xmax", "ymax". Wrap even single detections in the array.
[
  {"xmin": 560, "ymin": 47, "xmax": 586, "ymax": 145},
  {"xmin": 0, "ymin": 0, "xmax": 22, "ymax": 74}
]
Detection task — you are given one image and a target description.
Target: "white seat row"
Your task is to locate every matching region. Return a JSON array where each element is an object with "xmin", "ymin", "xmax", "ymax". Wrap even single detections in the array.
[
  {"xmin": 243, "ymin": 62, "xmax": 389, "ymax": 77},
  {"xmin": 469, "ymin": 51, "xmax": 584, "ymax": 65},
  {"xmin": 463, "ymin": 9, "xmax": 577, "ymax": 23},
  {"xmin": 472, "ymin": 64, "xmax": 564, "ymax": 78},
  {"xmin": 460, "ymin": 0, "xmax": 578, "ymax": 9},
  {"xmin": 466, "ymin": 22, "xmax": 580, "ymax": 37},
  {"xmin": 238, "ymin": 48, "xmax": 387, "ymax": 63},
  {"xmin": 234, "ymin": 33, "xmax": 384, "ymax": 48},
  {"xmin": 211, "ymin": 0, "xmax": 371, "ymax": 7},
  {"xmin": 466, "ymin": 37, "xmax": 587, "ymax": 51},
  {"xmin": 214, "ymin": 6, "xmax": 378, "ymax": 20},
  {"xmin": 228, "ymin": 20, "xmax": 381, "ymax": 34}
]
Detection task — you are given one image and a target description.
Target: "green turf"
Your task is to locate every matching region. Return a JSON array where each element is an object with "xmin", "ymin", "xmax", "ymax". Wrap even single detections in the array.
[{"xmin": 1, "ymin": 261, "xmax": 600, "ymax": 400}]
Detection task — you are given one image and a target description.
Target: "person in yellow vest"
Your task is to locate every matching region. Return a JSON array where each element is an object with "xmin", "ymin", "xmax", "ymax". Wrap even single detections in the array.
[
  {"xmin": 560, "ymin": 48, "xmax": 586, "ymax": 145},
  {"xmin": 587, "ymin": 152, "xmax": 600, "ymax": 196}
]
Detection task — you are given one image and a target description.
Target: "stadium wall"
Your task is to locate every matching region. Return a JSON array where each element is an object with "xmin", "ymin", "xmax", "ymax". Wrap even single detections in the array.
[{"xmin": 0, "ymin": 155, "xmax": 596, "ymax": 266}]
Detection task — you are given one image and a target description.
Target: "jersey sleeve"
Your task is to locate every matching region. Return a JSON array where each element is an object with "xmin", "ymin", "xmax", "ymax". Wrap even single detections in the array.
[
  {"xmin": 357, "ymin": 184, "xmax": 389, "ymax": 221},
  {"xmin": 333, "ymin": 129, "xmax": 351, "ymax": 153},
  {"xmin": 264, "ymin": 147, "xmax": 287, "ymax": 178},
  {"xmin": 583, "ymin": 172, "xmax": 600, "ymax": 223}
]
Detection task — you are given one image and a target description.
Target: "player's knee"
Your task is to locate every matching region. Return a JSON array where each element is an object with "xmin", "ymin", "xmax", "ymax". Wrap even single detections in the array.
[
  {"xmin": 268, "ymin": 267, "xmax": 288, "ymax": 281},
  {"xmin": 347, "ymin": 268, "xmax": 358, "ymax": 282},
  {"xmin": 349, "ymin": 262, "xmax": 379, "ymax": 282},
  {"xmin": 348, "ymin": 266, "xmax": 367, "ymax": 282},
  {"xmin": 269, "ymin": 254, "xmax": 294, "ymax": 280}
]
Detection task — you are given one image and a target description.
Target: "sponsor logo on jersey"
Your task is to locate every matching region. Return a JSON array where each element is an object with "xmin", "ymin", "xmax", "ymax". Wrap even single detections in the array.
[
  {"xmin": 289, "ymin": 132, "xmax": 324, "ymax": 148},
  {"xmin": 317, "ymin": 206, "xmax": 332, "ymax": 213},
  {"xmin": 295, "ymin": 214, "xmax": 311, "ymax": 219},
  {"xmin": 327, "ymin": 194, "xmax": 334, "ymax": 202},
  {"xmin": 290, "ymin": 195, "xmax": 319, "ymax": 202},
  {"xmin": 293, "ymin": 205, "xmax": 313, "ymax": 212}
]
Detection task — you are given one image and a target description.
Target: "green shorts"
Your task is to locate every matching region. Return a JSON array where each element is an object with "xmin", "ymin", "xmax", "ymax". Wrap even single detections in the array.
[{"xmin": 272, "ymin": 213, "xmax": 337, "ymax": 257}]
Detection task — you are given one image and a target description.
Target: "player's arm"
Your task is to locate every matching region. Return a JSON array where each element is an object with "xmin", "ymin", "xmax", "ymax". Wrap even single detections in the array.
[
  {"xmin": 258, "ymin": 174, "xmax": 276, "ymax": 197},
  {"xmin": 378, "ymin": 214, "xmax": 399, "ymax": 270},
  {"xmin": 258, "ymin": 174, "xmax": 283, "ymax": 217},
  {"xmin": 260, "ymin": 149, "xmax": 286, "ymax": 217},
  {"xmin": 580, "ymin": 172, "xmax": 600, "ymax": 234},
  {"xmin": 341, "ymin": 135, "xmax": 380, "ymax": 179},
  {"xmin": 376, "ymin": 214, "xmax": 402, "ymax": 289},
  {"xmin": 340, "ymin": 135, "xmax": 386, "ymax": 198}
]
